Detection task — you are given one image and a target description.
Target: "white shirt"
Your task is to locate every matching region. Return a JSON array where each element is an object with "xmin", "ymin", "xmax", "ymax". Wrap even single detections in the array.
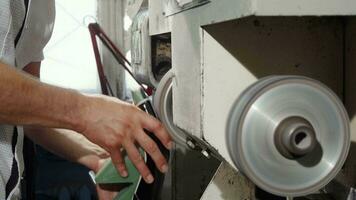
[{"xmin": 0, "ymin": 0, "xmax": 55, "ymax": 199}]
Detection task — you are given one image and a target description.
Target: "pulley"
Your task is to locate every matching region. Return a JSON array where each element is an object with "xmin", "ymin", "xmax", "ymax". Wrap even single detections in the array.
[{"xmin": 227, "ymin": 76, "xmax": 350, "ymax": 197}]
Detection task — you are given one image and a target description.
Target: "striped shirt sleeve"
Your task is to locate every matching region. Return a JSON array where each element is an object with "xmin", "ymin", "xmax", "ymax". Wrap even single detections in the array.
[{"xmin": 0, "ymin": 0, "xmax": 16, "ymax": 66}]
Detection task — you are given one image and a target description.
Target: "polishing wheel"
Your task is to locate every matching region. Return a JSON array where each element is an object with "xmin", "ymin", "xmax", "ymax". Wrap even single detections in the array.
[
  {"xmin": 227, "ymin": 76, "xmax": 350, "ymax": 197},
  {"xmin": 153, "ymin": 70, "xmax": 189, "ymax": 147}
]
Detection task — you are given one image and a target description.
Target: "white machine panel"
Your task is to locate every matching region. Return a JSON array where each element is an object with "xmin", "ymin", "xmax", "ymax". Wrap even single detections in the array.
[
  {"xmin": 176, "ymin": 0, "xmax": 193, "ymax": 7},
  {"xmin": 201, "ymin": 17, "xmax": 344, "ymax": 168},
  {"xmin": 149, "ymin": 0, "xmax": 172, "ymax": 35},
  {"xmin": 255, "ymin": 0, "xmax": 356, "ymax": 16},
  {"xmin": 170, "ymin": 0, "xmax": 354, "ymax": 145}
]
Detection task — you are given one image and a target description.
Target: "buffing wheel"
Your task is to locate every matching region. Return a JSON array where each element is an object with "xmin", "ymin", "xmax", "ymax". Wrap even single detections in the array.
[
  {"xmin": 227, "ymin": 76, "xmax": 350, "ymax": 197},
  {"xmin": 153, "ymin": 70, "xmax": 189, "ymax": 147}
]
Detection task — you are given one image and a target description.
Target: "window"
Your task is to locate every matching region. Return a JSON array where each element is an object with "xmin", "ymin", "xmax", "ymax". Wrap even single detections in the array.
[{"xmin": 41, "ymin": 0, "xmax": 100, "ymax": 94}]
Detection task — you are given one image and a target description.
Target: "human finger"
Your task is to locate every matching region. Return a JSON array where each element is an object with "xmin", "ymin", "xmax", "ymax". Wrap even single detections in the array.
[
  {"xmin": 140, "ymin": 114, "xmax": 172, "ymax": 150},
  {"xmin": 135, "ymin": 130, "xmax": 168, "ymax": 173},
  {"xmin": 110, "ymin": 149, "xmax": 128, "ymax": 177},
  {"xmin": 123, "ymin": 141, "xmax": 154, "ymax": 184}
]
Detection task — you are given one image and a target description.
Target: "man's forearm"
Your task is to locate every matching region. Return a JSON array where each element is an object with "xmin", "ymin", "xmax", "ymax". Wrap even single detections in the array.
[
  {"xmin": 21, "ymin": 62, "xmax": 107, "ymax": 172},
  {"xmin": 25, "ymin": 126, "xmax": 108, "ymax": 172},
  {"xmin": 0, "ymin": 62, "xmax": 85, "ymax": 131}
]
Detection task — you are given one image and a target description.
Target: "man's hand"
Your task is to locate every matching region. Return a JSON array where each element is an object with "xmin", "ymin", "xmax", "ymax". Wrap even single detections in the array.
[
  {"xmin": 78, "ymin": 95, "xmax": 172, "ymax": 184},
  {"xmin": 0, "ymin": 62, "xmax": 172, "ymax": 184}
]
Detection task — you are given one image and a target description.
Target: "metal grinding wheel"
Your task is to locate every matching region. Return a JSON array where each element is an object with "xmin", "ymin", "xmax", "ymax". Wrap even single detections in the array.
[
  {"xmin": 153, "ymin": 70, "xmax": 189, "ymax": 147},
  {"xmin": 226, "ymin": 76, "xmax": 350, "ymax": 197}
]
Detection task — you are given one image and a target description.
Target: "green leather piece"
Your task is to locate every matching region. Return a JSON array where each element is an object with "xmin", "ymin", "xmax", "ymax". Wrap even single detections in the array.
[
  {"xmin": 95, "ymin": 151, "xmax": 146, "ymax": 200},
  {"xmin": 131, "ymin": 88, "xmax": 146, "ymax": 105},
  {"xmin": 95, "ymin": 89, "xmax": 148, "ymax": 200}
]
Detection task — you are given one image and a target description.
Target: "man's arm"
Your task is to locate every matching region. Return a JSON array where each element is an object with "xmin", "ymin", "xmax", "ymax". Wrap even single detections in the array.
[
  {"xmin": 0, "ymin": 61, "xmax": 172, "ymax": 183},
  {"xmin": 23, "ymin": 62, "xmax": 115, "ymax": 199},
  {"xmin": 0, "ymin": 62, "xmax": 84, "ymax": 130},
  {"xmin": 24, "ymin": 126, "xmax": 117, "ymax": 199},
  {"xmin": 25, "ymin": 127, "xmax": 108, "ymax": 172},
  {"xmin": 23, "ymin": 62, "xmax": 107, "ymax": 172}
]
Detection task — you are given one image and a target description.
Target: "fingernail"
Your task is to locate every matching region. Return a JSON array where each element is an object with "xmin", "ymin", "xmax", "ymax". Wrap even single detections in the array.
[
  {"xmin": 122, "ymin": 170, "xmax": 128, "ymax": 177},
  {"xmin": 167, "ymin": 142, "xmax": 173, "ymax": 149},
  {"xmin": 161, "ymin": 164, "xmax": 168, "ymax": 173},
  {"xmin": 146, "ymin": 174, "xmax": 154, "ymax": 183}
]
